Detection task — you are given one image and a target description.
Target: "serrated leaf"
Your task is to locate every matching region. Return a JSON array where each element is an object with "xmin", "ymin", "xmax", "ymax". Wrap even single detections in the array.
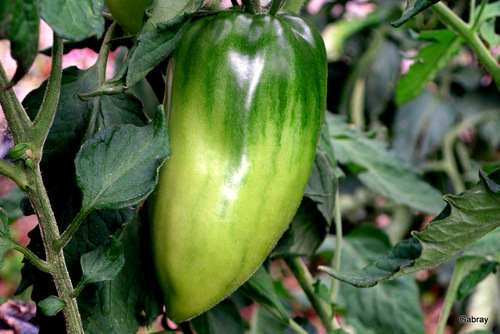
[
  {"xmin": 241, "ymin": 266, "xmax": 290, "ymax": 325},
  {"xmin": 334, "ymin": 227, "xmax": 425, "ymax": 334},
  {"xmin": 147, "ymin": 0, "xmax": 202, "ymax": 28},
  {"xmin": 457, "ymin": 260, "xmax": 498, "ymax": 300},
  {"xmin": 326, "ymin": 113, "xmax": 444, "ymax": 215},
  {"xmin": 396, "ymin": 30, "xmax": 461, "ymax": 105},
  {"xmin": 392, "ymin": 0, "xmax": 441, "ymax": 28},
  {"xmin": 0, "ymin": 0, "xmax": 40, "ymax": 83},
  {"xmin": 80, "ymin": 237, "xmax": 125, "ymax": 285},
  {"xmin": 76, "ymin": 107, "xmax": 170, "ymax": 211},
  {"xmin": 191, "ymin": 299, "xmax": 244, "ymax": 334},
  {"xmin": 38, "ymin": 296, "xmax": 67, "ymax": 317},
  {"xmin": 40, "ymin": 0, "xmax": 104, "ymax": 42},
  {"xmin": 0, "ymin": 209, "xmax": 16, "ymax": 268},
  {"xmin": 79, "ymin": 216, "xmax": 164, "ymax": 333},
  {"xmin": 319, "ymin": 169, "xmax": 500, "ymax": 287},
  {"xmin": 126, "ymin": 10, "xmax": 199, "ymax": 87}
]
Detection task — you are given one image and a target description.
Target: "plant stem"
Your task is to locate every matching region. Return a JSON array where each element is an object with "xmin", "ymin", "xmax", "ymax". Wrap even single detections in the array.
[
  {"xmin": 431, "ymin": 2, "xmax": 500, "ymax": 87},
  {"xmin": 285, "ymin": 257, "xmax": 336, "ymax": 332},
  {"xmin": 25, "ymin": 167, "xmax": 84, "ymax": 333},
  {"xmin": 470, "ymin": 0, "xmax": 487, "ymax": 31},
  {"xmin": 0, "ymin": 159, "xmax": 28, "ymax": 190},
  {"xmin": 83, "ymin": 22, "xmax": 116, "ymax": 141},
  {"xmin": 469, "ymin": 0, "xmax": 476, "ymax": 22},
  {"xmin": 71, "ymin": 280, "xmax": 86, "ymax": 299},
  {"xmin": 0, "ymin": 63, "xmax": 33, "ymax": 145},
  {"xmin": 12, "ymin": 242, "xmax": 51, "ymax": 273},
  {"xmin": 32, "ymin": 33, "xmax": 64, "ymax": 152},
  {"xmin": 57, "ymin": 208, "xmax": 91, "ymax": 251},
  {"xmin": 329, "ymin": 188, "xmax": 342, "ymax": 303}
]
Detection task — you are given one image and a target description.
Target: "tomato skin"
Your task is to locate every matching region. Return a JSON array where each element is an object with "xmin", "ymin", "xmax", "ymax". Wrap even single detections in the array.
[
  {"xmin": 104, "ymin": 0, "xmax": 151, "ymax": 34},
  {"xmin": 149, "ymin": 11, "xmax": 327, "ymax": 323}
]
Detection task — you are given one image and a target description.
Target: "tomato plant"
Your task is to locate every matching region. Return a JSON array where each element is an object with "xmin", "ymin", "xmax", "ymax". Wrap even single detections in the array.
[{"xmin": 0, "ymin": 0, "xmax": 499, "ymax": 333}]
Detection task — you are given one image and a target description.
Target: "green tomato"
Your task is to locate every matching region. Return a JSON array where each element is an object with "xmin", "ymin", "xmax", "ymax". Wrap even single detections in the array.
[
  {"xmin": 104, "ymin": 0, "xmax": 151, "ymax": 34},
  {"xmin": 149, "ymin": 10, "xmax": 327, "ymax": 323}
]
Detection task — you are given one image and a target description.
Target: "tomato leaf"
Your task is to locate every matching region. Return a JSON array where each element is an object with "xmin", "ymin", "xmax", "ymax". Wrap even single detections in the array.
[
  {"xmin": 0, "ymin": 209, "xmax": 16, "ymax": 269},
  {"xmin": 240, "ymin": 266, "xmax": 290, "ymax": 324},
  {"xmin": 326, "ymin": 113, "xmax": 444, "ymax": 215},
  {"xmin": 80, "ymin": 237, "xmax": 125, "ymax": 285},
  {"xmin": 75, "ymin": 106, "xmax": 170, "ymax": 211},
  {"xmin": 392, "ymin": 0, "xmax": 441, "ymax": 28},
  {"xmin": 126, "ymin": 2, "xmax": 201, "ymax": 87},
  {"xmin": 319, "ymin": 169, "xmax": 500, "ymax": 287},
  {"xmin": 457, "ymin": 260, "xmax": 498, "ymax": 301},
  {"xmin": 396, "ymin": 30, "xmax": 461, "ymax": 105},
  {"xmin": 191, "ymin": 299, "xmax": 244, "ymax": 334},
  {"xmin": 320, "ymin": 227, "xmax": 425, "ymax": 334},
  {"xmin": 0, "ymin": 0, "xmax": 40, "ymax": 83},
  {"xmin": 38, "ymin": 296, "xmax": 67, "ymax": 317},
  {"xmin": 40, "ymin": 0, "xmax": 104, "ymax": 42}
]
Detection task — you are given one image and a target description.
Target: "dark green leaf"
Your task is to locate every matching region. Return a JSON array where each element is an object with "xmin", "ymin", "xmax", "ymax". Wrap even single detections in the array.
[
  {"xmin": 79, "ymin": 216, "xmax": 164, "ymax": 333},
  {"xmin": 393, "ymin": 90, "xmax": 455, "ymax": 164},
  {"xmin": 326, "ymin": 113, "xmax": 444, "ymax": 215},
  {"xmin": 273, "ymin": 198, "xmax": 328, "ymax": 257},
  {"xmin": 465, "ymin": 228, "xmax": 500, "ymax": 257},
  {"xmin": 126, "ymin": 14, "xmax": 195, "ymax": 87},
  {"xmin": 392, "ymin": 0, "xmax": 441, "ymax": 28},
  {"xmin": 457, "ymin": 260, "xmax": 498, "ymax": 300},
  {"xmin": 0, "ymin": 0, "xmax": 39, "ymax": 83},
  {"xmin": 40, "ymin": 0, "xmax": 104, "ymax": 42},
  {"xmin": 0, "ymin": 187, "xmax": 25, "ymax": 223},
  {"xmin": 240, "ymin": 266, "xmax": 290, "ymax": 324},
  {"xmin": 80, "ymin": 237, "xmax": 125, "ymax": 285},
  {"xmin": 147, "ymin": 0, "xmax": 202, "ymax": 27},
  {"xmin": 396, "ymin": 30, "xmax": 461, "ymax": 105},
  {"xmin": 75, "ymin": 107, "xmax": 170, "ymax": 211},
  {"xmin": 319, "ymin": 170, "xmax": 500, "ymax": 287},
  {"xmin": 38, "ymin": 296, "xmax": 67, "ymax": 317},
  {"xmin": 0, "ymin": 209, "xmax": 15, "ymax": 268},
  {"xmin": 330, "ymin": 227, "xmax": 425, "ymax": 334},
  {"xmin": 191, "ymin": 299, "xmax": 244, "ymax": 334}
]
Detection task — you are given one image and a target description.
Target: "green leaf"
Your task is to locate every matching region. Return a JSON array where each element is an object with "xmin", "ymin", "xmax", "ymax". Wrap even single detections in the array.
[
  {"xmin": 392, "ymin": 0, "xmax": 441, "ymax": 28},
  {"xmin": 0, "ymin": 0, "xmax": 39, "ymax": 83},
  {"xmin": 191, "ymin": 299, "xmax": 244, "ymax": 334},
  {"xmin": 126, "ymin": 9, "xmax": 200, "ymax": 87},
  {"xmin": 0, "ymin": 209, "xmax": 15, "ymax": 269},
  {"xmin": 76, "ymin": 106, "xmax": 170, "ymax": 211},
  {"xmin": 79, "ymin": 216, "xmax": 164, "ymax": 333},
  {"xmin": 319, "ymin": 169, "xmax": 500, "ymax": 287},
  {"xmin": 396, "ymin": 30, "xmax": 461, "ymax": 105},
  {"xmin": 38, "ymin": 296, "xmax": 67, "ymax": 317},
  {"xmin": 328, "ymin": 227, "xmax": 425, "ymax": 334},
  {"xmin": 479, "ymin": 20, "xmax": 500, "ymax": 49},
  {"xmin": 147, "ymin": 0, "xmax": 202, "ymax": 28},
  {"xmin": 80, "ymin": 237, "xmax": 125, "ymax": 285},
  {"xmin": 40, "ymin": 0, "xmax": 104, "ymax": 42},
  {"xmin": 0, "ymin": 187, "xmax": 25, "ymax": 223},
  {"xmin": 475, "ymin": 1, "xmax": 500, "ymax": 26},
  {"xmin": 273, "ymin": 198, "xmax": 329, "ymax": 258},
  {"xmin": 393, "ymin": 90, "xmax": 455, "ymax": 164},
  {"xmin": 240, "ymin": 266, "xmax": 290, "ymax": 324},
  {"xmin": 465, "ymin": 228, "xmax": 500, "ymax": 257},
  {"xmin": 326, "ymin": 113, "xmax": 444, "ymax": 215},
  {"xmin": 457, "ymin": 260, "xmax": 498, "ymax": 300}
]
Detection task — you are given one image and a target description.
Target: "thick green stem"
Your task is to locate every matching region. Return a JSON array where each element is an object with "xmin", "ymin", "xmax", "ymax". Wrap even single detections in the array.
[
  {"xmin": 431, "ymin": 2, "xmax": 500, "ymax": 87},
  {"xmin": 57, "ymin": 209, "xmax": 91, "ymax": 251},
  {"xmin": 13, "ymin": 242, "xmax": 51, "ymax": 273},
  {"xmin": 329, "ymin": 188, "xmax": 342, "ymax": 302},
  {"xmin": 0, "ymin": 64, "xmax": 33, "ymax": 145},
  {"xmin": 32, "ymin": 33, "xmax": 64, "ymax": 152},
  {"xmin": 285, "ymin": 257, "xmax": 336, "ymax": 332},
  {"xmin": 25, "ymin": 166, "xmax": 84, "ymax": 333},
  {"xmin": 0, "ymin": 159, "xmax": 28, "ymax": 190},
  {"xmin": 83, "ymin": 22, "xmax": 116, "ymax": 141}
]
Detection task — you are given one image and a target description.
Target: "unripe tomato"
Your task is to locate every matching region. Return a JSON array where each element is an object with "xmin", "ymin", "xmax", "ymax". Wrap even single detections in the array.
[
  {"xmin": 104, "ymin": 0, "xmax": 151, "ymax": 34},
  {"xmin": 149, "ymin": 10, "xmax": 327, "ymax": 323}
]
